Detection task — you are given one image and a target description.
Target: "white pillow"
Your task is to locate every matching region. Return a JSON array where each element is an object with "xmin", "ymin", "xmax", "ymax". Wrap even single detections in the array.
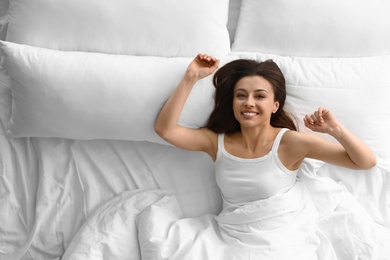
[
  {"xmin": 227, "ymin": 0, "xmax": 242, "ymax": 44},
  {"xmin": 232, "ymin": 0, "xmax": 390, "ymax": 57},
  {"xmin": 6, "ymin": 0, "xmax": 230, "ymax": 57},
  {"xmin": 227, "ymin": 52, "xmax": 390, "ymax": 168},
  {"xmin": 0, "ymin": 0, "xmax": 8, "ymax": 42},
  {"xmin": 0, "ymin": 0, "xmax": 8, "ymax": 17},
  {"xmin": 0, "ymin": 41, "xmax": 217, "ymax": 144}
]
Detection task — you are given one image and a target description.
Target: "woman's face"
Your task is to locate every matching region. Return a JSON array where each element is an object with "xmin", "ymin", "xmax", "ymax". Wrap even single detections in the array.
[{"xmin": 233, "ymin": 75, "xmax": 279, "ymax": 129}]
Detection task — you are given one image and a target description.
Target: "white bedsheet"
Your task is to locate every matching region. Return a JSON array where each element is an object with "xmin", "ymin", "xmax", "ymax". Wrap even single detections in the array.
[
  {"xmin": 0, "ymin": 66, "xmax": 39, "ymax": 259},
  {"xmin": 61, "ymin": 170, "xmax": 390, "ymax": 260}
]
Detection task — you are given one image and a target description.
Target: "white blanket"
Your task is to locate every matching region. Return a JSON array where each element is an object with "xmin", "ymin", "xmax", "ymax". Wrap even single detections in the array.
[
  {"xmin": 213, "ymin": 181, "xmax": 319, "ymax": 260},
  {"xmin": 62, "ymin": 166, "xmax": 390, "ymax": 260}
]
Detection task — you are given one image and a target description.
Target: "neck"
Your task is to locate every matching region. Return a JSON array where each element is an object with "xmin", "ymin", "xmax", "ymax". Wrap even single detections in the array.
[{"xmin": 239, "ymin": 125, "xmax": 276, "ymax": 152}]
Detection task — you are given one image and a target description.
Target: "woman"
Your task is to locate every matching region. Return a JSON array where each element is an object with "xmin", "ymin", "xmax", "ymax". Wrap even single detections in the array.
[
  {"xmin": 155, "ymin": 54, "xmax": 376, "ymax": 170},
  {"xmin": 154, "ymin": 54, "xmax": 377, "ymax": 258}
]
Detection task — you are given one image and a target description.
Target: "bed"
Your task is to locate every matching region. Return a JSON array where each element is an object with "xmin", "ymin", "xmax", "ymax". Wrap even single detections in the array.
[{"xmin": 0, "ymin": 0, "xmax": 389, "ymax": 259}]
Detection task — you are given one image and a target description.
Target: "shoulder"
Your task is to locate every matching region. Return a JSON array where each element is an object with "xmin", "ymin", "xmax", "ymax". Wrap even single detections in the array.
[
  {"xmin": 278, "ymin": 130, "xmax": 325, "ymax": 169},
  {"xmin": 281, "ymin": 129, "xmax": 337, "ymax": 157},
  {"xmin": 282, "ymin": 129, "xmax": 316, "ymax": 143},
  {"xmin": 275, "ymin": 129, "xmax": 307, "ymax": 170},
  {"xmin": 279, "ymin": 130, "xmax": 321, "ymax": 156},
  {"xmin": 282, "ymin": 130, "xmax": 327, "ymax": 149}
]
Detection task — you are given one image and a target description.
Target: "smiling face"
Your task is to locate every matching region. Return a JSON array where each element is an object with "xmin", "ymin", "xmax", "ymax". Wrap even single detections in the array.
[{"xmin": 233, "ymin": 75, "xmax": 280, "ymax": 129}]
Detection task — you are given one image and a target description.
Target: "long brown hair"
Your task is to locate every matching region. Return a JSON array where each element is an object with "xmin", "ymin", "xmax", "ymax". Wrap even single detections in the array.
[{"xmin": 207, "ymin": 59, "xmax": 297, "ymax": 133}]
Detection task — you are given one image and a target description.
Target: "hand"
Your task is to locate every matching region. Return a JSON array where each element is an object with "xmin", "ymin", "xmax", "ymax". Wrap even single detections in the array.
[
  {"xmin": 186, "ymin": 54, "xmax": 220, "ymax": 80},
  {"xmin": 304, "ymin": 107, "xmax": 341, "ymax": 135}
]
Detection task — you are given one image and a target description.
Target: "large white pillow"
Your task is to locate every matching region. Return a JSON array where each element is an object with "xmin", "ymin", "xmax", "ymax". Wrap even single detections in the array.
[
  {"xmin": 227, "ymin": 52, "xmax": 390, "ymax": 168},
  {"xmin": 0, "ymin": 41, "xmax": 216, "ymax": 144},
  {"xmin": 6, "ymin": 0, "xmax": 230, "ymax": 57},
  {"xmin": 232, "ymin": 0, "xmax": 390, "ymax": 57}
]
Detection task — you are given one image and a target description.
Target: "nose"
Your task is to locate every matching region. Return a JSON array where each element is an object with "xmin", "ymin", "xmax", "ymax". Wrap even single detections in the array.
[{"xmin": 244, "ymin": 96, "xmax": 255, "ymax": 107}]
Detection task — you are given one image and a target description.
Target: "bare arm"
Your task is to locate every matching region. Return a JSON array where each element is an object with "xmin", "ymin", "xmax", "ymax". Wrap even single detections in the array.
[
  {"xmin": 155, "ymin": 54, "xmax": 219, "ymax": 157},
  {"xmin": 301, "ymin": 107, "xmax": 377, "ymax": 170}
]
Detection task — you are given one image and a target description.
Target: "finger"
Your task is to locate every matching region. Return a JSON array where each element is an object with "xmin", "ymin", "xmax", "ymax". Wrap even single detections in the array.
[
  {"xmin": 304, "ymin": 114, "xmax": 314, "ymax": 125},
  {"xmin": 201, "ymin": 54, "xmax": 210, "ymax": 61},
  {"xmin": 311, "ymin": 110, "xmax": 322, "ymax": 125},
  {"xmin": 316, "ymin": 107, "xmax": 325, "ymax": 124},
  {"xmin": 320, "ymin": 107, "xmax": 330, "ymax": 118},
  {"xmin": 207, "ymin": 56, "xmax": 217, "ymax": 65},
  {"xmin": 303, "ymin": 116, "xmax": 311, "ymax": 127},
  {"xmin": 205, "ymin": 56, "xmax": 219, "ymax": 67},
  {"xmin": 312, "ymin": 110, "xmax": 321, "ymax": 124},
  {"xmin": 304, "ymin": 116, "xmax": 317, "ymax": 131},
  {"xmin": 196, "ymin": 54, "xmax": 211, "ymax": 66},
  {"xmin": 310, "ymin": 112, "xmax": 319, "ymax": 124},
  {"xmin": 197, "ymin": 54, "xmax": 204, "ymax": 61},
  {"xmin": 194, "ymin": 54, "xmax": 204, "ymax": 63},
  {"xmin": 209, "ymin": 59, "xmax": 220, "ymax": 70},
  {"xmin": 318, "ymin": 107, "xmax": 322, "ymax": 115},
  {"xmin": 213, "ymin": 58, "xmax": 220, "ymax": 67}
]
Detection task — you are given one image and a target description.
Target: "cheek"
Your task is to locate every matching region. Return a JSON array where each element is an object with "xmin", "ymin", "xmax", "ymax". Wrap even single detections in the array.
[
  {"xmin": 232, "ymin": 98, "xmax": 239, "ymax": 109},
  {"xmin": 232, "ymin": 100, "xmax": 241, "ymax": 118}
]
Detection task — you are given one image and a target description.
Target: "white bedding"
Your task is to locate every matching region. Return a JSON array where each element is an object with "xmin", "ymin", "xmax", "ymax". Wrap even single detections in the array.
[
  {"xmin": 61, "ymin": 169, "xmax": 390, "ymax": 260},
  {"xmin": 2, "ymin": 63, "xmax": 390, "ymax": 259},
  {"xmin": 1, "ymin": 0, "xmax": 390, "ymax": 259},
  {"xmin": 0, "ymin": 67, "xmax": 221, "ymax": 259}
]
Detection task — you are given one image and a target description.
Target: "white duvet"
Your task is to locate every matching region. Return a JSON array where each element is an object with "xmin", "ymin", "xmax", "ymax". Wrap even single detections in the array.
[{"xmin": 62, "ymin": 163, "xmax": 390, "ymax": 260}]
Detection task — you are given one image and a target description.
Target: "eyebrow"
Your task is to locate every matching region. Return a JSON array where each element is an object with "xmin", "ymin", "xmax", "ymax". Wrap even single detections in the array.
[{"xmin": 235, "ymin": 88, "xmax": 269, "ymax": 93}]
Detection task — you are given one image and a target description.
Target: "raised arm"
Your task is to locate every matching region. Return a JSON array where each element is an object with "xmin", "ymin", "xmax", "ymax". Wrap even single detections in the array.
[
  {"xmin": 301, "ymin": 107, "xmax": 377, "ymax": 170},
  {"xmin": 155, "ymin": 54, "xmax": 219, "ymax": 158}
]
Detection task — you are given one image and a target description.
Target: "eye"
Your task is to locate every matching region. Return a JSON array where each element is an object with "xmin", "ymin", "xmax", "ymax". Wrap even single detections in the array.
[
  {"xmin": 255, "ymin": 95, "xmax": 265, "ymax": 99},
  {"xmin": 236, "ymin": 93, "xmax": 246, "ymax": 99}
]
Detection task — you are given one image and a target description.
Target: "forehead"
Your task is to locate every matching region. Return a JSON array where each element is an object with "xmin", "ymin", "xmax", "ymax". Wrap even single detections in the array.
[{"xmin": 234, "ymin": 75, "xmax": 274, "ymax": 93}]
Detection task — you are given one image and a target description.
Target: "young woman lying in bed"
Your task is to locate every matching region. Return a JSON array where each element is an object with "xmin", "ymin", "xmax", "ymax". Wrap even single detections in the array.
[
  {"xmin": 154, "ymin": 54, "xmax": 377, "ymax": 258},
  {"xmin": 155, "ymin": 54, "xmax": 376, "ymax": 168}
]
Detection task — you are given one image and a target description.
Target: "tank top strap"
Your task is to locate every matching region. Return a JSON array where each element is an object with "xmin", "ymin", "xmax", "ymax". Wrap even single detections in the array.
[
  {"xmin": 271, "ymin": 128, "xmax": 289, "ymax": 152},
  {"xmin": 217, "ymin": 133, "xmax": 225, "ymax": 159}
]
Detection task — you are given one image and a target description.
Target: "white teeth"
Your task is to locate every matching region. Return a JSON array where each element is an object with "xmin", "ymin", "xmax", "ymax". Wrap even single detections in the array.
[{"xmin": 243, "ymin": 112, "xmax": 257, "ymax": 116}]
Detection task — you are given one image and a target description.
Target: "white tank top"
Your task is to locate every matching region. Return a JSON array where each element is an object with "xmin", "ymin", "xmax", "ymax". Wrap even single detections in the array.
[{"xmin": 215, "ymin": 128, "xmax": 298, "ymax": 207}]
